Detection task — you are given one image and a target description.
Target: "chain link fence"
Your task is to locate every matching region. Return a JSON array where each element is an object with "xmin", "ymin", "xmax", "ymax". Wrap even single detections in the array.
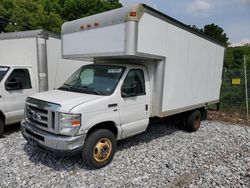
[{"xmin": 220, "ymin": 69, "xmax": 250, "ymax": 116}]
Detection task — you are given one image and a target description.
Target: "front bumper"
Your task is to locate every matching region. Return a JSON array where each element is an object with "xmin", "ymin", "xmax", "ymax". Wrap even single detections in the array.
[{"xmin": 21, "ymin": 120, "xmax": 86, "ymax": 156}]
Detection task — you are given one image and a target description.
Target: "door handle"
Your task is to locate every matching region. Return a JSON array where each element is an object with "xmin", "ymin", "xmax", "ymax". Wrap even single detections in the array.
[
  {"xmin": 145, "ymin": 104, "xmax": 148, "ymax": 112},
  {"xmin": 108, "ymin": 103, "xmax": 118, "ymax": 108}
]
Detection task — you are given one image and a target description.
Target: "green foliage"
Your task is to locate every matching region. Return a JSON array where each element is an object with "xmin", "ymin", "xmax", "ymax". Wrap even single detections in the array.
[
  {"xmin": 189, "ymin": 25, "xmax": 203, "ymax": 33},
  {"xmin": 60, "ymin": 0, "xmax": 121, "ymax": 21},
  {"xmin": 0, "ymin": 0, "xmax": 122, "ymax": 33},
  {"xmin": 189, "ymin": 23, "xmax": 229, "ymax": 46},
  {"xmin": 225, "ymin": 46, "xmax": 250, "ymax": 69},
  {"xmin": 221, "ymin": 48, "xmax": 250, "ymax": 114},
  {"xmin": 203, "ymin": 23, "xmax": 229, "ymax": 46},
  {"xmin": 0, "ymin": 0, "xmax": 63, "ymax": 32}
]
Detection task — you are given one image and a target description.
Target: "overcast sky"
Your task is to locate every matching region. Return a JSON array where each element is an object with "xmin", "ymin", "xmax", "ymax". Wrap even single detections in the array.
[{"xmin": 120, "ymin": 0, "xmax": 250, "ymax": 46}]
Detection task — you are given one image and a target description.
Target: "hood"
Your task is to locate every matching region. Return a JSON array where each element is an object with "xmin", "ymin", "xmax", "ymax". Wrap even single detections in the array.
[{"xmin": 29, "ymin": 89, "xmax": 103, "ymax": 112}]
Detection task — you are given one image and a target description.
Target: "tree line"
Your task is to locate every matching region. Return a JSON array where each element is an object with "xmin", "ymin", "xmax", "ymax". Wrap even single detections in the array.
[
  {"xmin": 189, "ymin": 24, "xmax": 229, "ymax": 46},
  {"xmin": 0, "ymin": 0, "xmax": 121, "ymax": 33}
]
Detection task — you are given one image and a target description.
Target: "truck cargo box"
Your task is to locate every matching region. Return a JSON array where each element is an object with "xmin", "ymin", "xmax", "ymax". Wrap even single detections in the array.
[{"xmin": 62, "ymin": 4, "xmax": 225, "ymax": 117}]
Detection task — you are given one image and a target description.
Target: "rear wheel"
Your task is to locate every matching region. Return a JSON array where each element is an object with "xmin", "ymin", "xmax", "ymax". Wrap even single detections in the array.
[
  {"xmin": 0, "ymin": 119, "xmax": 4, "ymax": 137},
  {"xmin": 82, "ymin": 129, "xmax": 116, "ymax": 169},
  {"xmin": 186, "ymin": 110, "xmax": 201, "ymax": 132}
]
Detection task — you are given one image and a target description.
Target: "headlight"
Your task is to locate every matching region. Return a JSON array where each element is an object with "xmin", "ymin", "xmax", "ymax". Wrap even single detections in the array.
[{"xmin": 59, "ymin": 113, "xmax": 81, "ymax": 136}]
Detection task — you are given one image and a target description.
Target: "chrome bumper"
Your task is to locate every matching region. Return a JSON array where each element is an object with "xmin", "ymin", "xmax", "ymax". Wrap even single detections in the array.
[{"xmin": 21, "ymin": 120, "xmax": 86, "ymax": 156}]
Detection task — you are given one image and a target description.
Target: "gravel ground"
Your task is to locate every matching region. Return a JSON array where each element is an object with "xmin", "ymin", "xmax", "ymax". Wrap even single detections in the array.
[{"xmin": 0, "ymin": 120, "xmax": 249, "ymax": 188}]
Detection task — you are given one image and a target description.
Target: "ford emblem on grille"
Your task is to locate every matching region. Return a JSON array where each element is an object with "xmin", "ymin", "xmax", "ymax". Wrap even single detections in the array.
[{"xmin": 31, "ymin": 111, "xmax": 42, "ymax": 121}]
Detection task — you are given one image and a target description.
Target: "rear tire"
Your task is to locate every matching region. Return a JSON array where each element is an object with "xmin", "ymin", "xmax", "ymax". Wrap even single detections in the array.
[
  {"xmin": 82, "ymin": 129, "xmax": 116, "ymax": 169},
  {"xmin": 186, "ymin": 110, "xmax": 201, "ymax": 132},
  {"xmin": 0, "ymin": 119, "xmax": 4, "ymax": 137}
]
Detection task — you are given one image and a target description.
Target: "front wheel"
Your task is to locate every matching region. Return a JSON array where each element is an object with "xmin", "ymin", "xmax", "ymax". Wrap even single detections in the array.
[{"xmin": 82, "ymin": 129, "xmax": 116, "ymax": 169}]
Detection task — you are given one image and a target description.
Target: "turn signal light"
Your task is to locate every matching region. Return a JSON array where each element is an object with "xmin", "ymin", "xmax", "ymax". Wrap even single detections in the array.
[
  {"xmin": 71, "ymin": 120, "xmax": 81, "ymax": 127},
  {"xmin": 130, "ymin": 12, "xmax": 137, "ymax": 17}
]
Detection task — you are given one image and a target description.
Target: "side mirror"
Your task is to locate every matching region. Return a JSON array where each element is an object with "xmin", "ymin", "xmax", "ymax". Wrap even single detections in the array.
[
  {"xmin": 121, "ymin": 81, "xmax": 139, "ymax": 98},
  {"xmin": 5, "ymin": 78, "xmax": 22, "ymax": 91}
]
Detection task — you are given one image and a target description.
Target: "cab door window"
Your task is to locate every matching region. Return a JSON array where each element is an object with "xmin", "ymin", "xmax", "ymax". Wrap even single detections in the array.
[
  {"xmin": 121, "ymin": 69, "xmax": 146, "ymax": 97},
  {"xmin": 5, "ymin": 69, "xmax": 32, "ymax": 91}
]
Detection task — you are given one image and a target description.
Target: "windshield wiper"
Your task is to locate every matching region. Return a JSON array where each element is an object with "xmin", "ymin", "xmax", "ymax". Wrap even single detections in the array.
[
  {"xmin": 58, "ymin": 83, "xmax": 71, "ymax": 91},
  {"xmin": 81, "ymin": 86, "xmax": 102, "ymax": 95},
  {"xmin": 58, "ymin": 84, "xmax": 103, "ymax": 95}
]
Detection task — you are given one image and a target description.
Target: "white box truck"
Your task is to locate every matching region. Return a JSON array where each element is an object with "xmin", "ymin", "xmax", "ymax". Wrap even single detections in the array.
[
  {"xmin": 0, "ymin": 30, "xmax": 88, "ymax": 136},
  {"xmin": 21, "ymin": 4, "xmax": 225, "ymax": 168}
]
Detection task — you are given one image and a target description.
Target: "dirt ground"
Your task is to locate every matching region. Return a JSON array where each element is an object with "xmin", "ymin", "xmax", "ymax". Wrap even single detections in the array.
[{"xmin": 208, "ymin": 110, "xmax": 250, "ymax": 126}]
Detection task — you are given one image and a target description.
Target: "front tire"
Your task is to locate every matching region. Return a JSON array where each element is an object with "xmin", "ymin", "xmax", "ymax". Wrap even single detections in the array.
[
  {"xmin": 82, "ymin": 129, "xmax": 116, "ymax": 169},
  {"xmin": 0, "ymin": 119, "xmax": 4, "ymax": 137}
]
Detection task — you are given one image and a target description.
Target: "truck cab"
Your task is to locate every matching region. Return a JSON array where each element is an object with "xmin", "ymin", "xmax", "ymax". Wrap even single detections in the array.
[
  {"xmin": 0, "ymin": 65, "xmax": 37, "ymax": 135},
  {"xmin": 21, "ymin": 63, "xmax": 151, "ymax": 167}
]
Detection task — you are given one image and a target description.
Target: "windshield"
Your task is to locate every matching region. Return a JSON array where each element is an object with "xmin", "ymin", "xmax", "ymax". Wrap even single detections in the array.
[
  {"xmin": 0, "ymin": 66, "xmax": 9, "ymax": 82},
  {"xmin": 58, "ymin": 65, "xmax": 125, "ymax": 95}
]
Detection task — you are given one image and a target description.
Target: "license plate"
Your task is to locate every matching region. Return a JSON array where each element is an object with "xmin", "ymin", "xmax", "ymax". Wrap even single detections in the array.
[{"xmin": 28, "ymin": 137, "xmax": 38, "ymax": 147}]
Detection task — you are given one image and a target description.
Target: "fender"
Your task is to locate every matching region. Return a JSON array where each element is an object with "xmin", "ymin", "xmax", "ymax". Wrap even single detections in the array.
[{"xmin": 80, "ymin": 109, "xmax": 123, "ymax": 139}]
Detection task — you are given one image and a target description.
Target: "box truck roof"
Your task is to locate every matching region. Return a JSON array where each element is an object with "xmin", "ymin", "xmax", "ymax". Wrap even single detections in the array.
[
  {"xmin": 61, "ymin": 4, "xmax": 225, "ymax": 60},
  {"xmin": 0, "ymin": 65, "xmax": 32, "ymax": 68},
  {"xmin": 0, "ymin": 30, "xmax": 60, "ymax": 40},
  {"xmin": 61, "ymin": 4, "xmax": 225, "ymax": 47}
]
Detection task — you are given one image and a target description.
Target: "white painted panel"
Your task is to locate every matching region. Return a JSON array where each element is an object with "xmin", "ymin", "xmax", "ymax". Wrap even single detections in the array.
[
  {"xmin": 54, "ymin": 60, "xmax": 89, "ymax": 88},
  {"xmin": 62, "ymin": 23, "xmax": 125, "ymax": 56},
  {"xmin": 162, "ymin": 23, "xmax": 224, "ymax": 112},
  {"xmin": 46, "ymin": 37, "xmax": 60, "ymax": 90},
  {"xmin": 0, "ymin": 37, "xmax": 38, "ymax": 71},
  {"xmin": 138, "ymin": 13, "xmax": 168, "ymax": 56},
  {"xmin": 138, "ymin": 13, "xmax": 224, "ymax": 114},
  {"xmin": 46, "ymin": 37, "xmax": 90, "ymax": 89}
]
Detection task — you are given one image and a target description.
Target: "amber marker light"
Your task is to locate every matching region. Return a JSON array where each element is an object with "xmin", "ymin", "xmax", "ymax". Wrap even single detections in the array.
[
  {"xmin": 130, "ymin": 12, "xmax": 137, "ymax": 17},
  {"xmin": 94, "ymin": 22, "xmax": 100, "ymax": 27},
  {"xmin": 71, "ymin": 120, "xmax": 81, "ymax": 127}
]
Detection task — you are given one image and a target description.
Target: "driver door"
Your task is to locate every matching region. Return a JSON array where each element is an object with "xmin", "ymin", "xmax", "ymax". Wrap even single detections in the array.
[
  {"xmin": 2, "ymin": 68, "xmax": 37, "ymax": 124},
  {"xmin": 118, "ymin": 68, "xmax": 150, "ymax": 138}
]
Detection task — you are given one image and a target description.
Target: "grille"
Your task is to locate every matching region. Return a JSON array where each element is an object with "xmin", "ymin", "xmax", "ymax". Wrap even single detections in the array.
[
  {"xmin": 27, "ymin": 105, "xmax": 49, "ymax": 128},
  {"xmin": 25, "ymin": 98, "xmax": 60, "ymax": 133}
]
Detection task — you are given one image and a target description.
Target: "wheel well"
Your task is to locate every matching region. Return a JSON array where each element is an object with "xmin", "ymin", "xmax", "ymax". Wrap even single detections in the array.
[
  {"xmin": 0, "ymin": 111, "xmax": 5, "ymax": 123},
  {"xmin": 87, "ymin": 121, "xmax": 118, "ymax": 138}
]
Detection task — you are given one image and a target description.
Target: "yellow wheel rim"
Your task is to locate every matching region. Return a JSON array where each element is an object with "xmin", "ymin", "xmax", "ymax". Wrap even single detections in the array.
[{"xmin": 93, "ymin": 138, "xmax": 112, "ymax": 162}]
